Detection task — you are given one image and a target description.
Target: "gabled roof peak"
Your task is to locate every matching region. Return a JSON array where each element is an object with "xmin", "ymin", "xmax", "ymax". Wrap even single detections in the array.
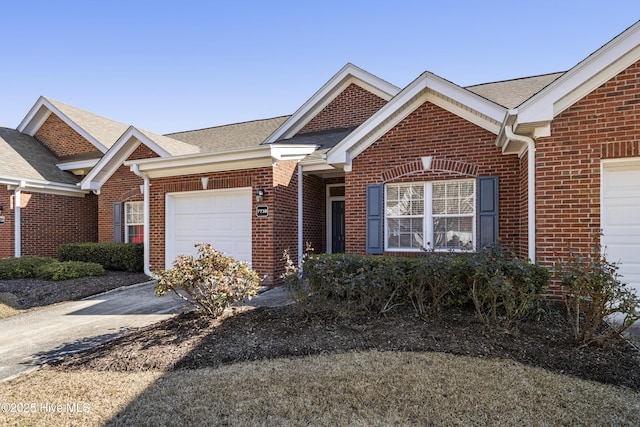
[
  {"xmin": 17, "ymin": 96, "xmax": 130, "ymax": 153},
  {"xmin": 263, "ymin": 63, "xmax": 401, "ymax": 144}
]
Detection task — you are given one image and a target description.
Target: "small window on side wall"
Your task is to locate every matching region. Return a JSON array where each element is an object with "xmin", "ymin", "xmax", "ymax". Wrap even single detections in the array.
[{"xmin": 125, "ymin": 201, "xmax": 144, "ymax": 244}]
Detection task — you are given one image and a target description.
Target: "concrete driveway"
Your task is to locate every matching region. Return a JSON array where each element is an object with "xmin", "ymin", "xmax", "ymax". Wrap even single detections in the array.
[{"xmin": 0, "ymin": 281, "xmax": 185, "ymax": 382}]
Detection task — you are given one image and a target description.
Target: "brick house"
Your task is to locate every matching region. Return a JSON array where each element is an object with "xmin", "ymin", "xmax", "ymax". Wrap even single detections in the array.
[{"xmin": 2, "ymin": 22, "xmax": 640, "ymax": 295}]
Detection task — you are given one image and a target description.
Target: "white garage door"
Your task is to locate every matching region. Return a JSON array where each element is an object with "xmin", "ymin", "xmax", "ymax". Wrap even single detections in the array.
[
  {"xmin": 602, "ymin": 161, "xmax": 640, "ymax": 295},
  {"xmin": 166, "ymin": 188, "xmax": 252, "ymax": 268}
]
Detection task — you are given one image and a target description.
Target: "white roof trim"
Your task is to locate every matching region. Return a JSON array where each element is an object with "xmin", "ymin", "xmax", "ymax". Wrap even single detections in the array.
[
  {"xmin": 56, "ymin": 158, "xmax": 100, "ymax": 171},
  {"xmin": 327, "ymin": 72, "xmax": 506, "ymax": 165},
  {"xmin": 80, "ymin": 126, "xmax": 170, "ymax": 190},
  {"xmin": 17, "ymin": 96, "xmax": 109, "ymax": 153},
  {"xmin": 125, "ymin": 144, "xmax": 317, "ymax": 179},
  {"xmin": 264, "ymin": 63, "xmax": 401, "ymax": 144},
  {"xmin": 0, "ymin": 176, "xmax": 87, "ymax": 198},
  {"xmin": 517, "ymin": 20, "xmax": 640, "ymax": 127}
]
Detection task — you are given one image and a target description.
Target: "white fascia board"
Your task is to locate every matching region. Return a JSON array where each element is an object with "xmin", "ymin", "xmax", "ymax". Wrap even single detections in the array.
[
  {"xmin": 1, "ymin": 176, "xmax": 87, "ymax": 197},
  {"xmin": 264, "ymin": 63, "xmax": 401, "ymax": 144},
  {"xmin": 79, "ymin": 126, "xmax": 169, "ymax": 190},
  {"xmin": 17, "ymin": 97, "xmax": 109, "ymax": 153},
  {"xmin": 125, "ymin": 145, "xmax": 275, "ymax": 178},
  {"xmin": 518, "ymin": 21, "xmax": 640, "ymax": 125},
  {"xmin": 327, "ymin": 72, "xmax": 505, "ymax": 164},
  {"xmin": 17, "ymin": 97, "xmax": 51, "ymax": 134},
  {"xmin": 269, "ymin": 144, "xmax": 318, "ymax": 160},
  {"xmin": 56, "ymin": 158, "xmax": 100, "ymax": 171}
]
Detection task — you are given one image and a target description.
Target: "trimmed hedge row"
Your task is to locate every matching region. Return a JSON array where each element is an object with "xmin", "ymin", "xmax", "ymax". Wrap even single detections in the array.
[
  {"xmin": 286, "ymin": 247, "xmax": 549, "ymax": 329},
  {"xmin": 0, "ymin": 256, "xmax": 105, "ymax": 281},
  {"xmin": 58, "ymin": 242, "xmax": 144, "ymax": 272}
]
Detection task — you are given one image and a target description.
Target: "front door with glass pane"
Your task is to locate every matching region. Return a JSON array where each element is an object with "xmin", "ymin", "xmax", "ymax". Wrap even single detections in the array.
[{"xmin": 331, "ymin": 200, "xmax": 345, "ymax": 253}]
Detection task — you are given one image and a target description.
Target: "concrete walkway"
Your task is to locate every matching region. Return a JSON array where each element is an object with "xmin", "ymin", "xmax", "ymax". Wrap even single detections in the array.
[
  {"xmin": 0, "ymin": 281, "xmax": 185, "ymax": 382},
  {"xmin": 0, "ymin": 282, "xmax": 294, "ymax": 383}
]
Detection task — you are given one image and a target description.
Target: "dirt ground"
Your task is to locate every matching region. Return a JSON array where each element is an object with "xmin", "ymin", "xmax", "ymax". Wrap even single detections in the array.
[{"xmin": 3, "ymin": 274, "xmax": 639, "ymax": 391}]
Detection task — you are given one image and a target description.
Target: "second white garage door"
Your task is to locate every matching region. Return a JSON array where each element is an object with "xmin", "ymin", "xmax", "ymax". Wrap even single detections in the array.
[
  {"xmin": 165, "ymin": 188, "xmax": 252, "ymax": 268},
  {"xmin": 602, "ymin": 161, "xmax": 640, "ymax": 295}
]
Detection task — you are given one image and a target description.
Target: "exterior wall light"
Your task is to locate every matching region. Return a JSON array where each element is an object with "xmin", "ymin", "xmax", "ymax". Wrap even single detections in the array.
[{"xmin": 256, "ymin": 188, "xmax": 265, "ymax": 202}]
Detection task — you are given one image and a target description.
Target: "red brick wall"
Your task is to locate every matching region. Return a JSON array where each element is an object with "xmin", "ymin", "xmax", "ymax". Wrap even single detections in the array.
[
  {"xmin": 20, "ymin": 191, "xmax": 97, "ymax": 257},
  {"xmin": 302, "ymin": 174, "xmax": 326, "ymax": 254},
  {"xmin": 147, "ymin": 164, "xmax": 298, "ymax": 287},
  {"xmin": 98, "ymin": 144, "xmax": 158, "ymax": 242},
  {"xmin": 0, "ymin": 187, "xmax": 14, "ymax": 258},
  {"xmin": 273, "ymin": 161, "xmax": 299, "ymax": 281},
  {"xmin": 518, "ymin": 152, "xmax": 530, "ymax": 260},
  {"xmin": 346, "ymin": 101, "xmax": 521, "ymax": 255},
  {"xmin": 34, "ymin": 113, "xmax": 100, "ymax": 160},
  {"xmin": 535, "ymin": 59, "xmax": 640, "ymax": 298},
  {"xmin": 298, "ymin": 83, "xmax": 388, "ymax": 134}
]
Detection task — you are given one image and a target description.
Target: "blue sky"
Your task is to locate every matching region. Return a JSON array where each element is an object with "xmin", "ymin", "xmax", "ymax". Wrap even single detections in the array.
[{"xmin": 2, "ymin": 1, "xmax": 640, "ymax": 134}]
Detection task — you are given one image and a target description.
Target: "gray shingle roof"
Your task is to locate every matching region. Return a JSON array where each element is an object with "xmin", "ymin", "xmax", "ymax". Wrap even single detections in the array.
[
  {"xmin": 46, "ymin": 98, "xmax": 130, "ymax": 150},
  {"xmin": 136, "ymin": 128, "xmax": 200, "ymax": 156},
  {"xmin": 466, "ymin": 72, "xmax": 565, "ymax": 108},
  {"xmin": 167, "ymin": 116, "xmax": 290, "ymax": 153},
  {"xmin": 0, "ymin": 127, "xmax": 80, "ymax": 184}
]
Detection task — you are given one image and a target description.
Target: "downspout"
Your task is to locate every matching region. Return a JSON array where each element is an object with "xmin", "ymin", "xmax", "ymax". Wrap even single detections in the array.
[
  {"xmin": 297, "ymin": 163, "xmax": 304, "ymax": 265},
  {"xmin": 131, "ymin": 164, "xmax": 153, "ymax": 277},
  {"xmin": 504, "ymin": 125, "xmax": 536, "ymax": 263},
  {"xmin": 14, "ymin": 181, "xmax": 25, "ymax": 258}
]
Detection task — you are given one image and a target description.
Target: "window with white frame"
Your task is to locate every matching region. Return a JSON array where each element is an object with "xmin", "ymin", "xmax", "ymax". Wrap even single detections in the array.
[
  {"xmin": 125, "ymin": 201, "xmax": 144, "ymax": 244},
  {"xmin": 385, "ymin": 179, "xmax": 475, "ymax": 251}
]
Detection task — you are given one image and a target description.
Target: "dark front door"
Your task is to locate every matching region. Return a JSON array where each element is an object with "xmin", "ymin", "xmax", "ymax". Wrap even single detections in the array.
[{"xmin": 331, "ymin": 200, "xmax": 345, "ymax": 253}]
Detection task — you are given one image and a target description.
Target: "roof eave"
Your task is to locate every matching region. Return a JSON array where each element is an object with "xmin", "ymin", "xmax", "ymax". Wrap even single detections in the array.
[
  {"xmin": 17, "ymin": 97, "xmax": 110, "ymax": 153},
  {"xmin": 125, "ymin": 144, "xmax": 317, "ymax": 179},
  {"xmin": 327, "ymin": 72, "xmax": 506, "ymax": 165},
  {"xmin": 264, "ymin": 63, "xmax": 401, "ymax": 144},
  {"xmin": 0, "ymin": 176, "xmax": 87, "ymax": 197},
  {"xmin": 518, "ymin": 20, "xmax": 640, "ymax": 125}
]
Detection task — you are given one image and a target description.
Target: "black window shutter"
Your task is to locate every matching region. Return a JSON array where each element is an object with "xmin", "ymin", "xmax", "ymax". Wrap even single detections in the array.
[
  {"xmin": 366, "ymin": 184, "xmax": 384, "ymax": 254},
  {"xmin": 477, "ymin": 176, "xmax": 499, "ymax": 248},
  {"xmin": 113, "ymin": 202, "xmax": 123, "ymax": 243}
]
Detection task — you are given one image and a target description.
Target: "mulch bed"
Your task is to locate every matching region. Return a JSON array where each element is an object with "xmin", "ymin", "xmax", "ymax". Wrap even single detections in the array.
[
  {"xmin": 0, "ymin": 271, "xmax": 151, "ymax": 309},
  {"xmin": 4, "ymin": 273, "xmax": 638, "ymax": 391},
  {"xmin": 54, "ymin": 302, "xmax": 640, "ymax": 391}
]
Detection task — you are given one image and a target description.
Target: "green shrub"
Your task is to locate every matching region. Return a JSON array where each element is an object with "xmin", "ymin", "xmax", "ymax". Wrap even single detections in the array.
[
  {"xmin": 287, "ymin": 248, "xmax": 548, "ymax": 325},
  {"xmin": 155, "ymin": 243, "xmax": 261, "ymax": 317},
  {"xmin": 0, "ymin": 257, "xmax": 57, "ymax": 279},
  {"xmin": 468, "ymin": 246, "xmax": 549, "ymax": 330},
  {"xmin": 59, "ymin": 242, "xmax": 143, "ymax": 272},
  {"xmin": 35, "ymin": 261, "xmax": 105, "ymax": 281},
  {"xmin": 556, "ymin": 245, "xmax": 640, "ymax": 346}
]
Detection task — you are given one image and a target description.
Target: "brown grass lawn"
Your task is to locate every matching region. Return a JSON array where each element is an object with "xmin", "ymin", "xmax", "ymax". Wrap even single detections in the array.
[
  {"xmin": 1, "ymin": 351, "xmax": 639, "ymax": 426},
  {"xmin": 0, "ymin": 293, "xmax": 23, "ymax": 319}
]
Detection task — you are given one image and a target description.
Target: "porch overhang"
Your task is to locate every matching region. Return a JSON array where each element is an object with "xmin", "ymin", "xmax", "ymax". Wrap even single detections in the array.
[{"xmin": 125, "ymin": 144, "xmax": 317, "ymax": 178}]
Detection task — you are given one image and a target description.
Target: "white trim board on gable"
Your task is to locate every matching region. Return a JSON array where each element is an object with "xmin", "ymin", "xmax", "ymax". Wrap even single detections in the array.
[
  {"xmin": 264, "ymin": 63, "xmax": 401, "ymax": 144},
  {"xmin": 327, "ymin": 71, "xmax": 506, "ymax": 166}
]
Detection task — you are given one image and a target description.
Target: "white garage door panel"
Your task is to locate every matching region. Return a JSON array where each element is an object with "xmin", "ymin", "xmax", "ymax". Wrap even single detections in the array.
[
  {"xmin": 166, "ymin": 188, "xmax": 252, "ymax": 267},
  {"xmin": 602, "ymin": 162, "xmax": 640, "ymax": 295}
]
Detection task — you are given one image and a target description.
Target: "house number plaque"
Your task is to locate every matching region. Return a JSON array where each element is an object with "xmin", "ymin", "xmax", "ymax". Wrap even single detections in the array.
[{"xmin": 256, "ymin": 205, "xmax": 269, "ymax": 217}]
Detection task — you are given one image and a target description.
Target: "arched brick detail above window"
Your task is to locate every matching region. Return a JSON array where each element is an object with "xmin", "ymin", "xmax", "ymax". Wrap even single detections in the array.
[{"xmin": 381, "ymin": 157, "xmax": 479, "ymax": 182}]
